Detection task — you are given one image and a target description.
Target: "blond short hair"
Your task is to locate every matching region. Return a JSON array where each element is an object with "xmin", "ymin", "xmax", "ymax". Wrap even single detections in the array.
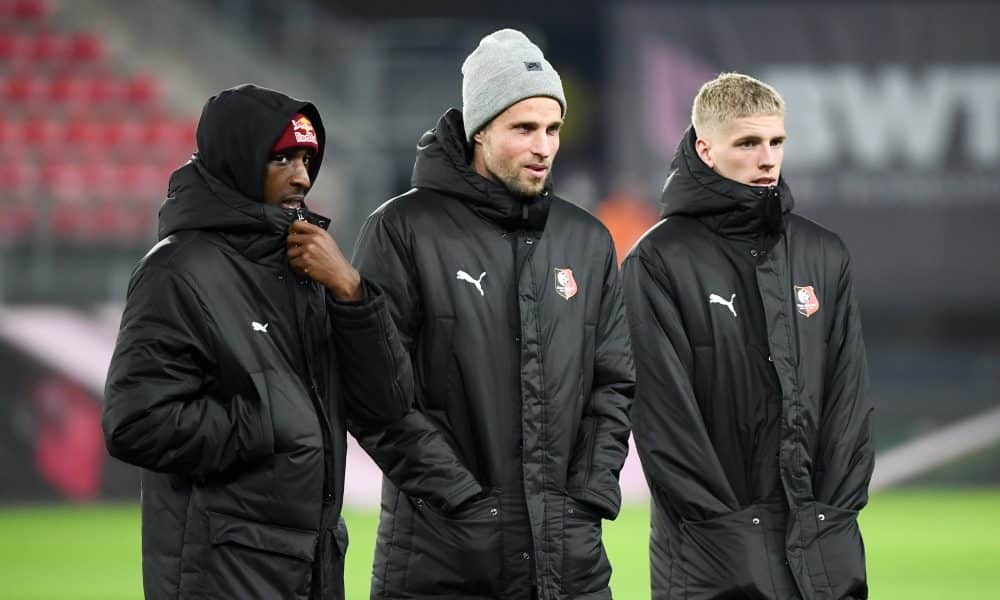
[{"xmin": 692, "ymin": 72, "xmax": 785, "ymax": 137}]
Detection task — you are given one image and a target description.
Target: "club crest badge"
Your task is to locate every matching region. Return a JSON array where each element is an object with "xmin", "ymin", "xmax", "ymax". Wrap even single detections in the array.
[
  {"xmin": 794, "ymin": 285, "xmax": 820, "ymax": 317},
  {"xmin": 554, "ymin": 268, "xmax": 578, "ymax": 300}
]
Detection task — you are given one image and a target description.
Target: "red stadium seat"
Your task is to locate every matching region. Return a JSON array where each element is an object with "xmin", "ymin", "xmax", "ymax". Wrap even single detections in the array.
[
  {"xmin": 0, "ymin": 162, "xmax": 39, "ymax": 197},
  {"xmin": 48, "ymin": 73, "xmax": 88, "ymax": 105},
  {"xmin": 28, "ymin": 30, "xmax": 64, "ymax": 62},
  {"xmin": 124, "ymin": 74, "xmax": 158, "ymax": 106},
  {"xmin": 102, "ymin": 116, "xmax": 144, "ymax": 151},
  {"xmin": 89, "ymin": 73, "xmax": 124, "ymax": 105},
  {"xmin": 64, "ymin": 116, "xmax": 102, "ymax": 150},
  {"xmin": 0, "ymin": 33, "xmax": 21, "ymax": 61},
  {"xmin": 121, "ymin": 161, "xmax": 166, "ymax": 200},
  {"xmin": 67, "ymin": 32, "xmax": 104, "ymax": 62},
  {"xmin": 49, "ymin": 199, "xmax": 85, "ymax": 237},
  {"xmin": 0, "ymin": 117, "xmax": 16, "ymax": 148},
  {"xmin": 0, "ymin": 19, "xmax": 193, "ymax": 241},
  {"xmin": 17, "ymin": 115, "xmax": 63, "ymax": 150},
  {"xmin": 43, "ymin": 161, "xmax": 87, "ymax": 204},
  {"xmin": 5, "ymin": 72, "xmax": 45, "ymax": 103},
  {"xmin": 13, "ymin": 0, "xmax": 50, "ymax": 20}
]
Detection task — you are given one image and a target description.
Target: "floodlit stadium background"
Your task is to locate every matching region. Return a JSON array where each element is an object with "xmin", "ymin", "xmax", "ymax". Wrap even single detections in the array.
[{"xmin": 0, "ymin": 1, "xmax": 997, "ymax": 598}]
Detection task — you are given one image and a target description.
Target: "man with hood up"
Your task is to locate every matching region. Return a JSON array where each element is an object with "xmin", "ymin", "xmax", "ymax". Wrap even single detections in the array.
[
  {"xmin": 350, "ymin": 29, "xmax": 634, "ymax": 599},
  {"xmin": 623, "ymin": 73, "xmax": 873, "ymax": 599},
  {"xmin": 103, "ymin": 84, "xmax": 413, "ymax": 600}
]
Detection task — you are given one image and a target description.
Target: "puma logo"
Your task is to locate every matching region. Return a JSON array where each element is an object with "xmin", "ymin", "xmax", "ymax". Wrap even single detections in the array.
[
  {"xmin": 251, "ymin": 321, "xmax": 269, "ymax": 333},
  {"xmin": 456, "ymin": 270, "xmax": 486, "ymax": 296},
  {"xmin": 708, "ymin": 293, "xmax": 737, "ymax": 318}
]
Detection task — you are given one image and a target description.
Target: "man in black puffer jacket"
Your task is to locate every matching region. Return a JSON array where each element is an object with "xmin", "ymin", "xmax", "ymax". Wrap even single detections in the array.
[
  {"xmin": 351, "ymin": 29, "xmax": 634, "ymax": 600},
  {"xmin": 624, "ymin": 73, "xmax": 873, "ymax": 599},
  {"xmin": 103, "ymin": 84, "xmax": 413, "ymax": 600}
]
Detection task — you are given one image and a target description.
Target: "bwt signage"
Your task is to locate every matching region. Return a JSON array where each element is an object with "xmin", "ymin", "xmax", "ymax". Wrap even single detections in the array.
[
  {"xmin": 766, "ymin": 66, "xmax": 1000, "ymax": 170},
  {"xmin": 612, "ymin": 2, "xmax": 1000, "ymax": 206}
]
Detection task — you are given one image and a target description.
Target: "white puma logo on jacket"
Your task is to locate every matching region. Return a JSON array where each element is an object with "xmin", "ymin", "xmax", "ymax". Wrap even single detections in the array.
[
  {"xmin": 456, "ymin": 270, "xmax": 486, "ymax": 296},
  {"xmin": 708, "ymin": 293, "xmax": 737, "ymax": 318}
]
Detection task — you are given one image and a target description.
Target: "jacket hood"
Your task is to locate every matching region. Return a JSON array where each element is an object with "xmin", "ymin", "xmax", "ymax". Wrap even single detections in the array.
[
  {"xmin": 660, "ymin": 126, "xmax": 794, "ymax": 236},
  {"xmin": 157, "ymin": 85, "xmax": 329, "ymax": 256},
  {"xmin": 411, "ymin": 108, "xmax": 551, "ymax": 231},
  {"xmin": 194, "ymin": 83, "xmax": 325, "ymax": 203}
]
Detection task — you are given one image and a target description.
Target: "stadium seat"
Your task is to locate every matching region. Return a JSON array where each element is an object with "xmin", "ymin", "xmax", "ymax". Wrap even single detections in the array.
[
  {"xmin": 124, "ymin": 74, "xmax": 158, "ymax": 106},
  {"xmin": 5, "ymin": 72, "xmax": 46, "ymax": 103},
  {"xmin": 28, "ymin": 30, "xmax": 64, "ymax": 62},
  {"xmin": 67, "ymin": 32, "xmax": 103, "ymax": 63},
  {"xmin": 0, "ymin": 0, "xmax": 189, "ymax": 242},
  {"xmin": 9, "ymin": 0, "xmax": 50, "ymax": 20}
]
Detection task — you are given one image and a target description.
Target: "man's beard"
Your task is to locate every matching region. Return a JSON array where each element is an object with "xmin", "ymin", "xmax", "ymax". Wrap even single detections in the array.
[{"xmin": 488, "ymin": 164, "xmax": 548, "ymax": 198}]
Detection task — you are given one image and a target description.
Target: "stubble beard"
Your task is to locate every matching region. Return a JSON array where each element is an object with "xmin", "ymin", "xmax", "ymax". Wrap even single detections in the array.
[{"xmin": 488, "ymin": 163, "xmax": 548, "ymax": 198}]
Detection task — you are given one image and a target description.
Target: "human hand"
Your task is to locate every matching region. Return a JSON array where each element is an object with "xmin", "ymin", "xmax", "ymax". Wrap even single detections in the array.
[{"xmin": 286, "ymin": 220, "xmax": 362, "ymax": 301}]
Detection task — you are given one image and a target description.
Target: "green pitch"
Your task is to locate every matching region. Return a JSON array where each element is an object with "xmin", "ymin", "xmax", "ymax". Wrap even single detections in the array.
[{"xmin": 0, "ymin": 489, "xmax": 997, "ymax": 599}]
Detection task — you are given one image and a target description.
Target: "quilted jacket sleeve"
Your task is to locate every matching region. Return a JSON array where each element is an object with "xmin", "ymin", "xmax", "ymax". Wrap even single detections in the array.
[
  {"xmin": 566, "ymin": 243, "xmax": 635, "ymax": 520},
  {"xmin": 623, "ymin": 253, "xmax": 740, "ymax": 521},
  {"xmin": 815, "ymin": 246, "xmax": 874, "ymax": 511},
  {"xmin": 347, "ymin": 208, "xmax": 483, "ymax": 512},
  {"xmin": 103, "ymin": 265, "xmax": 274, "ymax": 477},
  {"xmin": 327, "ymin": 279, "xmax": 413, "ymax": 425}
]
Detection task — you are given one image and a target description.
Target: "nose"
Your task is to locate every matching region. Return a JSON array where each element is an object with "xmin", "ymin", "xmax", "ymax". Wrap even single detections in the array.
[
  {"xmin": 290, "ymin": 158, "xmax": 311, "ymax": 189},
  {"xmin": 759, "ymin": 145, "xmax": 776, "ymax": 170},
  {"xmin": 530, "ymin": 131, "xmax": 553, "ymax": 158}
]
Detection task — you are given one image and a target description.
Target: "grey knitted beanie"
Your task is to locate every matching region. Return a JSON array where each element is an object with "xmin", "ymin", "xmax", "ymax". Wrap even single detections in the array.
[{"xmin": 461, "ymin": 29, "xmax": 567, "ymax": 142}]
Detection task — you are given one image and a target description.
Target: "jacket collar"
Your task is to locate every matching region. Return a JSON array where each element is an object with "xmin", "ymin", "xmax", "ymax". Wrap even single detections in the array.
[
  {"xmin": 661, "ymin": 126, "xmax": 794, "ymax": 238},
  {"xmin": 411, "ymin": 108, "xmax": 551, "ymax": 231},
  {"xmin": 159, "ymin": 159, "xmax": 330, "ymax": 262}
]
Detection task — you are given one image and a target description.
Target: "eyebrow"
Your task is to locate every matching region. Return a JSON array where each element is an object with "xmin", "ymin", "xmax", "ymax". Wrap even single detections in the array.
[
  {"xmin": 734, "ymin": 134, "xmax": 785, "ymax": 143},
  {"xmin": 511, "ymin": 120, "xmax": 563, "ymax": 129}
]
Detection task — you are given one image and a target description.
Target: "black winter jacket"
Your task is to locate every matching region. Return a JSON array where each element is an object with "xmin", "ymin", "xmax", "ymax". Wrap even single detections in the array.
[
  {"xmin": 351, "ymin": 109, "xmax": 634, "ymax": 600},
  {"xmin": 102, "ymin": 85, "xmax": 412, "ymax": 600},
  {"xmin": 623, "ymin": 127, "xmax": 874, "ymax": 600}
]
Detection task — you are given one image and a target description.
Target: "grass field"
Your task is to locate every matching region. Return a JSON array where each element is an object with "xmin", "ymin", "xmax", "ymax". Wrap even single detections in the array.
[{"xmin": 0, "ymin": 489, "xmax": 997, "ymax": 599}]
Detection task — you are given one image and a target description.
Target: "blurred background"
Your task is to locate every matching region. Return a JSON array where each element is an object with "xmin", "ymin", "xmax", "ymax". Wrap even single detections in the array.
[{"xmin": 0, "ymin": 0, "xmax": 997, "ymax": 598}]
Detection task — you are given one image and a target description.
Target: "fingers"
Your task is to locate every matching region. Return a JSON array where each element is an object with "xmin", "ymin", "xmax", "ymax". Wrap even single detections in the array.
[{"xmin": 288, "ymin": 219, "xmax": 321, "ymax": 235}]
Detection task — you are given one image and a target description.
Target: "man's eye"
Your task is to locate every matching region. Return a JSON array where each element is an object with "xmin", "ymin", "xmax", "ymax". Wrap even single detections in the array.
[{"xmin": 270, "ymin": 154, "xmax": 289, "ymax": 164}]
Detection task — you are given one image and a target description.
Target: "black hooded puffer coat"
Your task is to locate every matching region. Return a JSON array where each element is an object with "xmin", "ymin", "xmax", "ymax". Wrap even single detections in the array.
[
  {"xmin": 624, "ymin": 127, "xmax": 874, "ymax": 600},
  {"xmin": 351, "ymin": 109, "xmax": 634, "ymax": 600},
  {"xmin": 103, "ymin": 84, "xmax": 413, "ymax": 600}
]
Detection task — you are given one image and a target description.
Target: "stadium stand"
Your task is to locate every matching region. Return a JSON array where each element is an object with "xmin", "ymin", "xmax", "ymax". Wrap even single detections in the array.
[{"xmin": 0, "ymin": 0, "xmax": 195, "ymax": 243}]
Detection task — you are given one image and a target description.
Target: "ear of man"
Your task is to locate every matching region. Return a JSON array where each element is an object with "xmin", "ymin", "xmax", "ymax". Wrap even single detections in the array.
[{"xmin": 695, "ymin": 136, "xmax": 714, "ymax": 168}]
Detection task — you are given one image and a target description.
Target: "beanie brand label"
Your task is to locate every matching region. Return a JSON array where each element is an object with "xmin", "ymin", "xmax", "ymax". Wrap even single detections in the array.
[
  {"xmin": 524, "ymin": 61, "xmax": 543, "ymax": 71},
  {"xmin": 292, "ymin": 115, "xmax": 318, "ymax": 145}
]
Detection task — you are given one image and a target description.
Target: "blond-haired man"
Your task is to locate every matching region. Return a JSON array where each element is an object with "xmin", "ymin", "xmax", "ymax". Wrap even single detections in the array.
[{"xmin": 623, "ymin": 73, "xmax": 873, "ymax": 599}]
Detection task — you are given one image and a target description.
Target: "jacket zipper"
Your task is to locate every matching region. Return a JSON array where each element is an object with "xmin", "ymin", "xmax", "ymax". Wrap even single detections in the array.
[{"xmin": 286, "ymin": 271, "xmax": 336, "ymax": 504}]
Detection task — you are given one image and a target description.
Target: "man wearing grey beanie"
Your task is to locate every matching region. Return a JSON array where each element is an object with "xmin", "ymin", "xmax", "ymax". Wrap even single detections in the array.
[{"xmin": 351, "ymin": 28, "xmax": 633, "ymax": 600}]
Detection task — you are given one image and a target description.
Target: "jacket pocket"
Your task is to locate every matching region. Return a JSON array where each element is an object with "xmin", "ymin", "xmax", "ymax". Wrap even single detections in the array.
[
  {"xmin": 403, "ymin": 493, "xmax": 502, "ymax": 595},
  {"xmin": 675, "ymin": 506, "xmax": 773, "ymax": 599},
  {"xmin": 249, "ymin": 369, "xmax": 322, "ymax": 454},
  {"xmin": 812, "ymin": 503, "xmax": 868, "ymax": 599},
  {"xmin": 562, "ymin": 496, "xmax": 612, "ymax": 596},
  {"xmin": 192, "ymin": 510, "xmax": 317, "ymax": 599}
]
